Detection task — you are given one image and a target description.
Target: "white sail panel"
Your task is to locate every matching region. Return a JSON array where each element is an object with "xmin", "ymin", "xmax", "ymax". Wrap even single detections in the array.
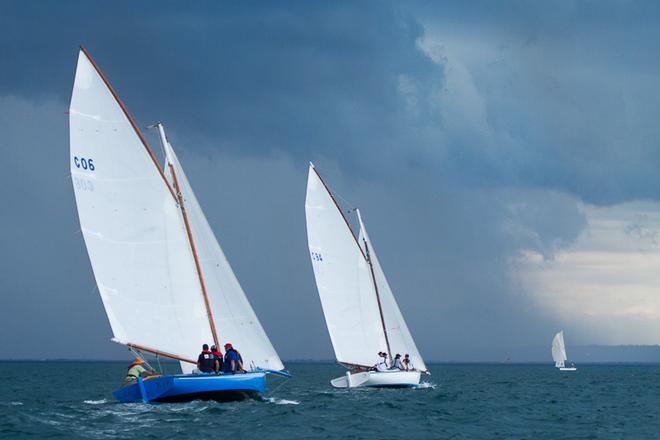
[
  {"xmin": 162, "ymin": 139, "xmax": 284, "ymax": 371},
  {"xmin": 356, "ymin": 211, "xmax": 427, "ymax": 372},
  {"xmin": 305, "ymin": 165, "xmax": 388, "ymax": 367},
  {"xmin": 552, "ymin": 331, "xmax": 567, "ymax": 367},
  {"xmin": 70, "ymin": 50, "xmax": 213, "ymax": 364}
]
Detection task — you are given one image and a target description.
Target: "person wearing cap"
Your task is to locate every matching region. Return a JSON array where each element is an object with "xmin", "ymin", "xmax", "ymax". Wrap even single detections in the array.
[
  {"xmin": 197, "ymin": 344, "xmax": 217, "ymax": 374},
  {"xmin": 222, "ymin": 343, "xmax": 245, "ymax": 374},
  {"xmin": 211, "ymin": 345, "xmax": 224, "ymax": 374},
  {"xmin": 123, "ymin": 358, "xmax": 156, "ymax": 385}
]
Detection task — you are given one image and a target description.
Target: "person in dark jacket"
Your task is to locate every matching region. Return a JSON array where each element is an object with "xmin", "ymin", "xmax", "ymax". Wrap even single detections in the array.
[
  {"xmin": 197, "ymin": 344, "xmax": 217, "ymax": 374},
  {"xmin": 222, "ymin": 343, "xmax": 245, "ymax": 374},
  {"xmin": 211, "ymin": 345, "xmax": 224, "ymax": 374}
]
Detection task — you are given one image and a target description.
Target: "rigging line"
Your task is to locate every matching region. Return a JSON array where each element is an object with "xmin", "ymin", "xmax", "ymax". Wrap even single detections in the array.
[
  {"xmin": 128, "ymin": 347, "xmax": 156, "ymax": 372},
  {"xmin": 333, "ymin": 190, "xmax": 357, "ymax": 213},
  {"xmin": 265, "ymin": 376, "xmax": 291, "ymax": 398}
]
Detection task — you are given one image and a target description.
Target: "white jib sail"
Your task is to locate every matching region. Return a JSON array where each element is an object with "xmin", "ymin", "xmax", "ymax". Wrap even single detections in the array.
[
  {"xmin": 552, "ymin": 331, "xmax": 568, "ymax": 368},
  {"xmin": 356, "ymin": 210, "xmax": 427, "ymax": 372},
  {"xmin": 70, "ymin": 49, "xmax": 214, "ymax": 365},
  {"xmin": 305, "ymin": 165, "xmax": 388, "ymax": 367},
  {"xmin": 160, "ymin": 132, "xmax": 284, "ymax": 371}
]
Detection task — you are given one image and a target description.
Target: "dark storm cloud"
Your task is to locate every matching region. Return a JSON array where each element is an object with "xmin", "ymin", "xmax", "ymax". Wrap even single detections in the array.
[
  {"xmin": 415, "ymin": 0, "xmax": 660, "ymax": 205},
  {"xmin": 0, "ymin": 1, "xmax": 440, "ymax": 172},
  {"xmin": 1, "ymin": 1, "xmax": 658, "ymax": 360}
]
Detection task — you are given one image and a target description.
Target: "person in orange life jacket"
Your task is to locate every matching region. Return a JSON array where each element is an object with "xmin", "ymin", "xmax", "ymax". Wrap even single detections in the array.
[
  {"xmin": 197, "ymin": 344, "xmax": 218, "ymax": 374},
  {"xmin": 123, "ymin": 358, "xmax": 156, "ymax": 385},
  {"xmin": 210, "ymin": 345, "xmax": 223, "ymax": 374},
  {"xmin": 222, "ymin": 343, "xmax": 245, "ymax": 374}
]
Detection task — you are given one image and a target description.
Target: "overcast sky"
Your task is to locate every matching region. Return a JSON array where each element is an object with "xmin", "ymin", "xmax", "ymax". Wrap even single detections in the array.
[{"xmin": 1, "ymin": 1, "xmax": 660, "ymax": 362}]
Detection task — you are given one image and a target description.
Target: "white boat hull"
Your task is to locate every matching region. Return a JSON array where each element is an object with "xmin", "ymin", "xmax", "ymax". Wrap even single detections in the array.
[
  {"xmin": 559, "ymin": 367, "xmax": 577, "ymax": 371},
  {"xmin": 331, "ymin": 371, "xmax": 421, "ymax": 388}
]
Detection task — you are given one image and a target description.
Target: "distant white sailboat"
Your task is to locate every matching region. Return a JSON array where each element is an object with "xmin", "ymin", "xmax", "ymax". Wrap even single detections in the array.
[
  {"xmin": 69, "ymin": 47, "xmax": 287, "ymax": 402},
  {"xmin": 552, "ymin": 331, "xmax": 577, "ymax": 371},
  {"xmin": 304, "ymin": 163, "xmax": 427, "ymax": 388}
]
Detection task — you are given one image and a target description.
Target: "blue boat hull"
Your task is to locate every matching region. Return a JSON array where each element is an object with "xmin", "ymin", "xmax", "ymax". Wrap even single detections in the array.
[{"xmin": 113, "ymin": 373, "xmax": 267, "ymax": 403}]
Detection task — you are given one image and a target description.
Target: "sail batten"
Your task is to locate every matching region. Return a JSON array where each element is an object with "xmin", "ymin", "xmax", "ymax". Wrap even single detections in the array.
[{"xmin": 305, "ymin": 165, "xmax": 426, "ymax": 371}]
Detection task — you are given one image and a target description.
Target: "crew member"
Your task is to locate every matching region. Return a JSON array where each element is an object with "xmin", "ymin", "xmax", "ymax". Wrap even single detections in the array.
[
  {"xmin": 123, "ymin": 358, "xmax": 156, "ymax": 385},
  {"xmin": 223, "ymin": 343, "xmax": 245, "ymax": 374},
  {"xmin": 402, "ymin": 354, "xmax": 414, "ymax": 371},
  {"xmin": 390, "ymin": 353, "xmax": 404, "ymax": 370},
  {"xmin": 197, "ymin": 344, "xmax": 217, "ymax": 374},
  {"xmin": 211, "ymin": 345, "xmax": 224, "ymax": 374},
  {"xmin": 375, "ymin": 351, "xmax": 389, "ymax": 372}
]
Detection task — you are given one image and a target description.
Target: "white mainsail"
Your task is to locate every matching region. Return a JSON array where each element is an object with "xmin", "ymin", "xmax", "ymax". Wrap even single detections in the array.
[
  {"xmin": 70, "ymin": 48, "xmax": 283, "ymax": 372},
  {"xmin": 551, "ymin": 330, "xmax": 568, "ymax": 368},
  {"xmin": 159, "ymin": 128, "xmax": 284, "ymax": 372},
  {"xmin": 305, "ymin": 164, "xmax": 426, "ymax": 371}
]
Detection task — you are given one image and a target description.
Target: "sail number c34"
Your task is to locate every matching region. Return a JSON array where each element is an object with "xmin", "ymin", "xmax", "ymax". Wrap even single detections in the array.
[
  {"xmin": 311, "ymin": 251, "xmax": 323, "ymax": 262},
  {"xmin": 73, "ymin": 156, "xmax": 95, "ymax": 171}
]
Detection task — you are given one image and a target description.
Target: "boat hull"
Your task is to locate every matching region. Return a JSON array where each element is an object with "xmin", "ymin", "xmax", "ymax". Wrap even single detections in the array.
[
  {"xmin": 559, "ymin": 367, "xmax": 577, "ymax": 371},
  {"xmin": 113, "ymin": 372, "xmax": 266, "ymax": 403},
  {"xmin": 331, "ymin": 370, "xmax": 421, "ymax": 388}
]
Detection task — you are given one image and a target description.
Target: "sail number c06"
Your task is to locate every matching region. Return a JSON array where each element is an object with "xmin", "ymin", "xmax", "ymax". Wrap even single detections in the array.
[{"xmin": 73, "ymin": 156, "xmax": 95, "ymax": 171}]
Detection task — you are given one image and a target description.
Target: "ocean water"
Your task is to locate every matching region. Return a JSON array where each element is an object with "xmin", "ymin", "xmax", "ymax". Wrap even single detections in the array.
[{"xmin": 0, "ymin": 362, "xmax": 658, "ymax": 439}]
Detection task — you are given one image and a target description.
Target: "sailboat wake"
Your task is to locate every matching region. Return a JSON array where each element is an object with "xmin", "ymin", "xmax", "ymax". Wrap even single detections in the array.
[{"xmin": 265, "ymin": 397, "xmax": 301, "ymax": 405}]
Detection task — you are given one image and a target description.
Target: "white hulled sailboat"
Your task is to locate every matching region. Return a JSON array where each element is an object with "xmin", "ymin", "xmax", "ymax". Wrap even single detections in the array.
[
  {"xmin": 69, "ymin": 47, "xmax": 287, "ymax": 402},
  {"xmin": 304, "ymin": 164, "xmax": 427, "ymax": 388},
  {"xmin": 552, "ymin": 331, "xmax": 577, "ymax": 371}
]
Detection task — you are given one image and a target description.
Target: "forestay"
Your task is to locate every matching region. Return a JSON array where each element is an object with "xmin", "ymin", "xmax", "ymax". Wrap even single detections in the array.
[
  {"xmin": 161, "ymin": 135, "xmax": 284, "ymax": 372},
  {"xmin": 69, "ymin": 49, "xmax": 213, "ymax": 363},
  {"xmin": 356, "ymin": 211, "xmax": 427, "ymax": 372},
  {"xmin": 552, "ymin": 331, "xmax": 567, "ymax": 368},
  {"xmin": 305, "ymin": 165, "xmax": 387, "ymax": 367}
]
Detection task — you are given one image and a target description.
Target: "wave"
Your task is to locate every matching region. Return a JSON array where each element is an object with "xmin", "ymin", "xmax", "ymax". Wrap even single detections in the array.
[
  {"xmin": 83, "ymin": 399, "xmax": 108, "ymax": 405},
  {"xmin": 266, "ymin": 397, "xmax": 300, "ymax": 405}
]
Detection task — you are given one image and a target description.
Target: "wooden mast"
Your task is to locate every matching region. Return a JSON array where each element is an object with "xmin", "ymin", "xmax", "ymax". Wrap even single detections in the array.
[
  {"xmin": 361, "ymin": 221, "xmax": 392, "ymax": 360},
  {"xmin": 156, "ymin": 123, "xmax": 220, "ymax": 349}
]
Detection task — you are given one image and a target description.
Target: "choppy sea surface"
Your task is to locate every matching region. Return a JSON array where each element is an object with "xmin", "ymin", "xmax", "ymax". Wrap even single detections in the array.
[{"xmin": 0, "ymin": 362, "xmax": 659, "ymax": 439}]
